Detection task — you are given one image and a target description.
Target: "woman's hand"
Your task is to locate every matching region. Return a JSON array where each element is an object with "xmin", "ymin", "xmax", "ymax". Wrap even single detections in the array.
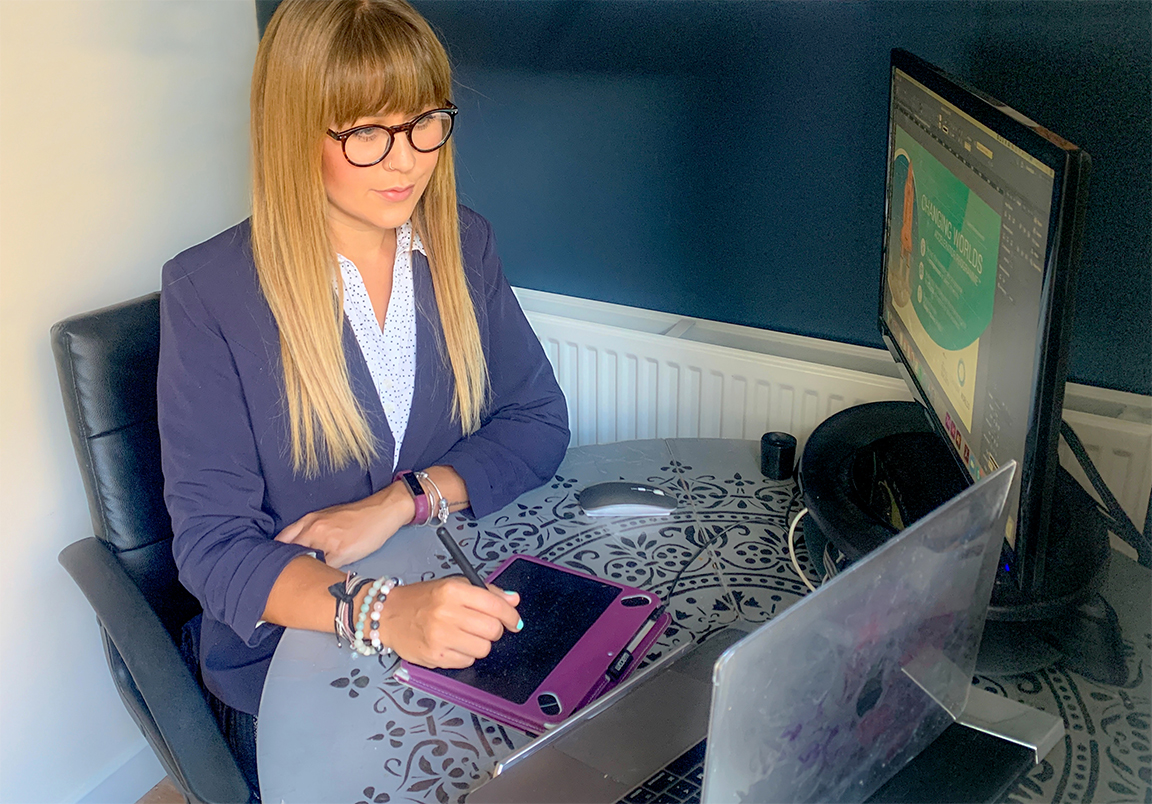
[
  {"xmin": 275, "ymin": 483, "xmax": 413, "ymax": 567},
  {"xmin": 380, "ymin": 577, "xmax": 522, "ymax": 668}
]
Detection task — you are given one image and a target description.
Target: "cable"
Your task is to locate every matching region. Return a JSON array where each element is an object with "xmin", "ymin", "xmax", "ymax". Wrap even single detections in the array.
[
  {"xmin": 787, "ymin": 507, "xmax": 818, "ymax": 592},
  {"xmin": 665, "ymin": 537, "xmax": 716, "ymax": 601},
  {"xmin": 664, "ymin": 521, "xmax": 761, "ymax": 603},
  {"xmin": 781, "ymin": 481, "xmax": 801, "ymax": 531},
  {"xmin": 1060, "ymin": 420, "xmax": 1151, "ymax": 567},
  {"xmin": 664, "ymin": 468, "xmax": 810, "ymax": 602}
]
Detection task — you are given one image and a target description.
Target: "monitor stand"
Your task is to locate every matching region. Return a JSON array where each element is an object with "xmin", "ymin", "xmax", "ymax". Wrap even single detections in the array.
[
  {"xmin": 800, "ymin": 401, "xmax": 1125, "ymax": 684},
  {"xmin": 976, "ymin": 592, "xmax": 1126, "ymax": 683}
]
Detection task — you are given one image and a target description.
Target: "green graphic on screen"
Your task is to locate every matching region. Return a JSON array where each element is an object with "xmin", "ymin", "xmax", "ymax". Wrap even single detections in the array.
[
  {"xmin": 888, "ymin": 127, "xmax": 1002, "ymax": 430},
  {"xmin": 897, "ymin": 127, "xmax": 1000, "ymax": 350}
]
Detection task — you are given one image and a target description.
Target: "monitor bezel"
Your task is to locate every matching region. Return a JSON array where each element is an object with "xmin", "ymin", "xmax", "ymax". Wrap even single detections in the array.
[{"xmin": 877, "ymin": 48, "xmax": 1091, "ymax": 597}]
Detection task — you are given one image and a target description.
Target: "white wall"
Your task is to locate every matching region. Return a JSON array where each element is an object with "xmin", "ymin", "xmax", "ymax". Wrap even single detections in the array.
[{"xmin": 0, "ymin": 2, "xmax": 256, "ymax": 801}]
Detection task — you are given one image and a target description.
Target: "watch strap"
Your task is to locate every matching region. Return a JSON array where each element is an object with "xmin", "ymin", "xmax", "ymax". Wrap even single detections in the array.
[
  {"xmin": 394, "ymin": 470, "xmax": 429, "ymax": 525},
  {"xmin": 416, "ymin": 471, "xmax": 450, "ymax": 525}
]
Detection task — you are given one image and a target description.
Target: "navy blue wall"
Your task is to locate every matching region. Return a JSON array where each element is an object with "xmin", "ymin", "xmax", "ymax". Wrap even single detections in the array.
[{"xmin": 257, "ymin": 1, "xmax": 1151, "ymax": 394}]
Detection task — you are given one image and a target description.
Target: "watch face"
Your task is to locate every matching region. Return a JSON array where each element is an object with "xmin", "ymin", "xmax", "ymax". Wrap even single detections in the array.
[{"xmin": 400, "ymin": 471, "xmax": 425, "ymax": 498}]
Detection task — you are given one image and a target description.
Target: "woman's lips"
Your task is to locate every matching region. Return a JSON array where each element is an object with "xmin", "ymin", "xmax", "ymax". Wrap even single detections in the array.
[{"xmin": 377, "ymin": 185, "xmax": 414, "ymax": 202}]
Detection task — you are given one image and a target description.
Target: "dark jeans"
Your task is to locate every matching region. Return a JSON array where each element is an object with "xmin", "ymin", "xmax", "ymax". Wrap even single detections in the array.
[
  {"xmin": 208, "ymin": 692, "xmax": 261, "ymax": 803},
  {"xmin": 180, "ymin": 615, "xmax": 260, "ymax": 801}
]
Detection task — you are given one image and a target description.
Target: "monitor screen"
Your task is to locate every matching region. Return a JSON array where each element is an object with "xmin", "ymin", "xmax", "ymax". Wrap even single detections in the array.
[{"xmin": 878, "ymin": 50, "xmax": 1089, "ymax": 591}]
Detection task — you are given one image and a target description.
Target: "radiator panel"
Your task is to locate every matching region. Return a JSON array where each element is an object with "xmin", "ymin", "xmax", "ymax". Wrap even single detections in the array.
[{"xmin": 525, "ymin": 309, "xmax": 1151, "ymax": 532}]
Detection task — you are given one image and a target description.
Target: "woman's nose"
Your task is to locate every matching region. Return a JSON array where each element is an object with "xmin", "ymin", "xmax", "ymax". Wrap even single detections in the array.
[{"xmin": 386, "ymin": 135, "xmax": 417, "ymax": 172}]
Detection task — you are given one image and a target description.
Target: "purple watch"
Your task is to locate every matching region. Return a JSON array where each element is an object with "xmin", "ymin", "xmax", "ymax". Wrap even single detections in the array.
[{"xmin": 394, "ymin": 470, "xmax": 429, "ymax": 525}]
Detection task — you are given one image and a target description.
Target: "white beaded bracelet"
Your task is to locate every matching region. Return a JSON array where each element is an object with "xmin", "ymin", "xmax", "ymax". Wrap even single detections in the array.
[{"xmin": 352, "ymin": 576, "xmax": 400, "ymax": 656}]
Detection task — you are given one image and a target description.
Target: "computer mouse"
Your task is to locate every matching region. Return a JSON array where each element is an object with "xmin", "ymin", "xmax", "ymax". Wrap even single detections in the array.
[{"xmin": 576, "ymin": 481, "xmax": 678, "ymax": 517}]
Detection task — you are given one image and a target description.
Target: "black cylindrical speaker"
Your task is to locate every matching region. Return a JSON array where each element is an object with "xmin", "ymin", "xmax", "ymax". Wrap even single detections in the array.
[{"xmin": 760, "ymin": 432, "xmax": 797, "ymax": 480}]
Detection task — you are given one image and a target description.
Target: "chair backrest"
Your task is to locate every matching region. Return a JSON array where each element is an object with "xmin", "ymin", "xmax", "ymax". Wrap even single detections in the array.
[
  {"xmin": 51, "ymin": 292, "xmax": 200, "ymax": 639},
  {"xmin": 54, "ymin": 293, "xmax": 252, "ymax": 803}
]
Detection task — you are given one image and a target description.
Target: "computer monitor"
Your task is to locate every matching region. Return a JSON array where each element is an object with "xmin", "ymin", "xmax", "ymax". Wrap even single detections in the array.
[{"xmin": 878, "ymin": 50, "xmax": 1114, "ymax": 672}]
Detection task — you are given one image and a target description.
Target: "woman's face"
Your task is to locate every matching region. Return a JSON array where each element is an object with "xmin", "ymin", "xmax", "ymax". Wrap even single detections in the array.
[{"xmin": 322, "ymin": 108, "xmax": 441, "ymax": 242}]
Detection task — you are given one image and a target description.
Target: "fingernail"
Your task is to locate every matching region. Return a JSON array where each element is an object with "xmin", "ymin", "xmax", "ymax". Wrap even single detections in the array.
[
  {"xmin": 503, "ymin": 590, "xmax": 517, "ymax": 596},
  {"xmin": 516, "ymin": 618, "xmax": 524, "ymax": 631}
]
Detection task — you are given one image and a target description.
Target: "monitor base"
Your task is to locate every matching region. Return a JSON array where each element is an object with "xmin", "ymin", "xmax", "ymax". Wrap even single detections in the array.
[
  {"xmin": 975, "ymin": 593, "xmax": 1127, "ymax": 685},
  {"xmin": 811, "ymin": 519, "xmax": 1127, "ymax": 684},
  {"xmin": 800, "ymin": 401, "xmax": 1122, "ymax": 684}
]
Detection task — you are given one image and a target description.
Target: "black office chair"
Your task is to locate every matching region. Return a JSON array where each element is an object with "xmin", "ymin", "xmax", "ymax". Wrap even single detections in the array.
[{"xmin": 52, "ymin": 293, "xmax": 251, "ymax": 804}]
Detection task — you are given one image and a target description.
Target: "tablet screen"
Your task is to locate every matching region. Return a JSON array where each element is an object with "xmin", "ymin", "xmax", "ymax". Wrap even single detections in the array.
[{"xmin": 430, "ymin": 558, "xmax": 621, "ymax": 704}]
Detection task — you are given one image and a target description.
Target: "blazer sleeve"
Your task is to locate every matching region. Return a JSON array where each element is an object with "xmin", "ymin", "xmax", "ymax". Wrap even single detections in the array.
[
  {"xmin": 157, "ymin": 258, "xmax": 314, "ymax": 647},
  {"xmin": 439, "ymin": 218, "xmax": 571, "ymax": 518}
]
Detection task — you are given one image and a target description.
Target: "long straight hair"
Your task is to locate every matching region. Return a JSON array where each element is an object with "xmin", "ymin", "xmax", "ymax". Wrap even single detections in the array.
[{"xmin": 251, "ymin": 0, "xmax": 488, "ymax": 476}]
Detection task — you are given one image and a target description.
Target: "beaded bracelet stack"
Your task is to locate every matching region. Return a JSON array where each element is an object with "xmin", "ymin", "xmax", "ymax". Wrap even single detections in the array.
[
  {"xmin": 327, "ymin": 572, "xmax": 402, "ymax": 656},
  {"xmin": 328, "ymin": 573, "xmax": 372, "ymax": 649},
  {"xmin": 353, "ymin": 576, "xmax": 400, "ymax": 656}
]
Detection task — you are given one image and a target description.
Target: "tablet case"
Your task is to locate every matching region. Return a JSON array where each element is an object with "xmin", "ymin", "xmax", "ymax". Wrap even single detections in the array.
[{"xmin": 395, "ymin": 554, "xmax": 670, "ymax": 734}]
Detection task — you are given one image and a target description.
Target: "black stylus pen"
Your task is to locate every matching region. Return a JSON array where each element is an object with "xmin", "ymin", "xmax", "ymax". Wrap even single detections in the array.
[{"xmin": 436, "ymin": 526, "xmax": 487, "ymax": 588}]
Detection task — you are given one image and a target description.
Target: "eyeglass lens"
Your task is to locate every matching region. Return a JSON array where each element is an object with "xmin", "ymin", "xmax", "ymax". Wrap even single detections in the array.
[{"xmin": 343, "ymin": 110, "xmax": 454, "ymax": 166}]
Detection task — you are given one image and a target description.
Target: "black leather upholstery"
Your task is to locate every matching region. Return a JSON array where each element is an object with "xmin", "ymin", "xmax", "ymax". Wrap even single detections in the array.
[{"xmin": 53, "ymin": 293, "xmax": 251, "ymax": 804}]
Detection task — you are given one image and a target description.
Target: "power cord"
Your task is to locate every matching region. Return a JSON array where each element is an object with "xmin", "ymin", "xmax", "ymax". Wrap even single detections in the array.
[
  {"xmin": 665, "ymin": 536, "xmax": 716, "ymax": 601},
  {"xmin": 780, "ymin": 469, "xmax": 817, "ymax": 592},
  {"xmin": 664, "ymin": 465, "xmax": 816, "ymax": 603},
  {"xmin": 787, "ymin": 507, "xmax": 818, "ymax": 592},
  {"xmin": 781, "ymin": 481, "xmax": 801, "ymax": 531},
  {"xmin": 665, "ymin": 522, "xmax": 741, "ymax": 600},
  {"xmin": 1061, "ymin": 420, "xmax": 1151, "ymax": 567}
]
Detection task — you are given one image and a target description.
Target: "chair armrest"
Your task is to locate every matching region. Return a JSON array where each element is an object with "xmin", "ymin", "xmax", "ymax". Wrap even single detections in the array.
[{"xmin": 60, "ymin": 537, "xmax": 251, "ymax": 804}]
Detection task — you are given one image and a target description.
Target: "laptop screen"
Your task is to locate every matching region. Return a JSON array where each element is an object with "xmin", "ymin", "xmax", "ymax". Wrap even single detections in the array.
[{"xmin": 703, "ymin": 464, "xmax": 1013, "ymax": 803}]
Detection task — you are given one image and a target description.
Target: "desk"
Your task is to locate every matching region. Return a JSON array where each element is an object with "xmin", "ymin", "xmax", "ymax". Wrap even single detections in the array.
[{"xmin": 258, "ymin": 439, "xmax": 1151, "ymax": 804}]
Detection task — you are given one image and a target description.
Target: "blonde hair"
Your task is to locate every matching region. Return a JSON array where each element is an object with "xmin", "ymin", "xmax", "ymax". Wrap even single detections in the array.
[{"xmin": 251, "ymin": 0, "xmax": 488, "ymax": 476}]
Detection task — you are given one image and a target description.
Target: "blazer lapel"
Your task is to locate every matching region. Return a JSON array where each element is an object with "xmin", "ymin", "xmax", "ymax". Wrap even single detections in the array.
[
  {"xmin": 343, "ymin": 318, "xmax": 396, "ymax": 492},
  {"xmin": 396, "ymin": 251, "xmax": 454, "ymax": 470}
]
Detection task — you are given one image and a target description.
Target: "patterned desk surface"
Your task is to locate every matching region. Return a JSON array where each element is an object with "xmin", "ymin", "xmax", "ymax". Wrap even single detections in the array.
[{"xmin": 258, "ymin": 439, "xmax": 1151, "ymax": 804}]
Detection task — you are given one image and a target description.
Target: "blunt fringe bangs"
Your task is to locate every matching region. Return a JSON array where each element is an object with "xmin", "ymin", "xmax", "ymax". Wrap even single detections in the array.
[{"xmin": 324, "ymin": 1, "xmax": 452, "ymax": 129}]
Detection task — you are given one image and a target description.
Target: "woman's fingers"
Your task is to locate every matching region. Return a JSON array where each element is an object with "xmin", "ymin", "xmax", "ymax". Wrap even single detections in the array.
[
  {"xmin": 470, "ymin": 585, "xmax": 522, "ymax": 634},
  {"xmin": 429, "ymin": 647, "xmax": 481, "ymax": 670},
  {"xmin": 432, "ymin": 579, "xmax": 521, "ymax": 639},
  {"xmin": 425, "ymin": 631, "xmax": 494, "ymax": 666},
  {"xmin": 381, "ymin": 578, "xmax": 522, "ymax": 668},
  {"xmin": 274, "ymin": 516, "xmax": 308, "ymax": 544},
  {"xmin": 487, "ymin": 583, "xmax": 520, "ymax": 608},
  {"xmin": 453, "ymin": 606, "xmax": 507, "ymax": 643},
  {"xmin": 437, "ymin": 579, "xmax": 521, "ymax": 636},
  {"xmin": 272, "ymin": 505, "xmax": 382, "ymax": 566},
  {"xmin": 273, "ymin": 484, "xmax": 413, "ymax": 566}
]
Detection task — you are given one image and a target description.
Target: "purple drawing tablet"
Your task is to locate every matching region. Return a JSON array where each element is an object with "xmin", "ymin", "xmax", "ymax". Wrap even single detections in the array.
[{"xmin": 395, "ymin": 554, "xmax": 669, "ymax": 734}]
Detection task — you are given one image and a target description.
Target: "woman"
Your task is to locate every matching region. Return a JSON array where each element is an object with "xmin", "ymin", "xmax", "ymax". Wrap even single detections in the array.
[{"xmin": 156, "ymin": 0, "xmax": 570, "ymax": 793}]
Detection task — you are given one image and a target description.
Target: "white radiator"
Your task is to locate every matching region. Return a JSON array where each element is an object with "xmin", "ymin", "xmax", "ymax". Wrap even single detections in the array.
[{"xmin": 516, "ymin": 288, "xmax": 1152, "ymax": 535}]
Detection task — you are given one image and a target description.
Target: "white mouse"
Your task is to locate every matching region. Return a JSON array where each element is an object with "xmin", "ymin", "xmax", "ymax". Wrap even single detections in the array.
[{"xmin": 577, "ymin": 482, "xmax": 678, "ymax": 517}]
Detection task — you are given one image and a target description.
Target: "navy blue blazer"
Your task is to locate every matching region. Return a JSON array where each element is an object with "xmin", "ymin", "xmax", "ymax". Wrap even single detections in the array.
[{"xmin": 157, "ymin": 207, "xmax": 570, "ymax": 713}]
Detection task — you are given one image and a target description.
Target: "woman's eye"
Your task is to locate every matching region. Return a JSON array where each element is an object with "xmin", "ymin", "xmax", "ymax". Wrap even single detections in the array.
[{"xmin": 352, "ymin": 127, "xmax": 384, "ymax": 142}]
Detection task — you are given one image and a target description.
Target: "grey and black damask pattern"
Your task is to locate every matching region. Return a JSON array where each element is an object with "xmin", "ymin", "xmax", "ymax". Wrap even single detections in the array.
[
  {"xmin": 994, "ymin": 659, "xmax": 1151, "ymax": 803},
  {"xmin": 325, "ymin": 455, "xmax": 811, "ymax": 802},
  {"xmin": 260, "ymin": 440, "xmax": 1149, "ymax": 804}
]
